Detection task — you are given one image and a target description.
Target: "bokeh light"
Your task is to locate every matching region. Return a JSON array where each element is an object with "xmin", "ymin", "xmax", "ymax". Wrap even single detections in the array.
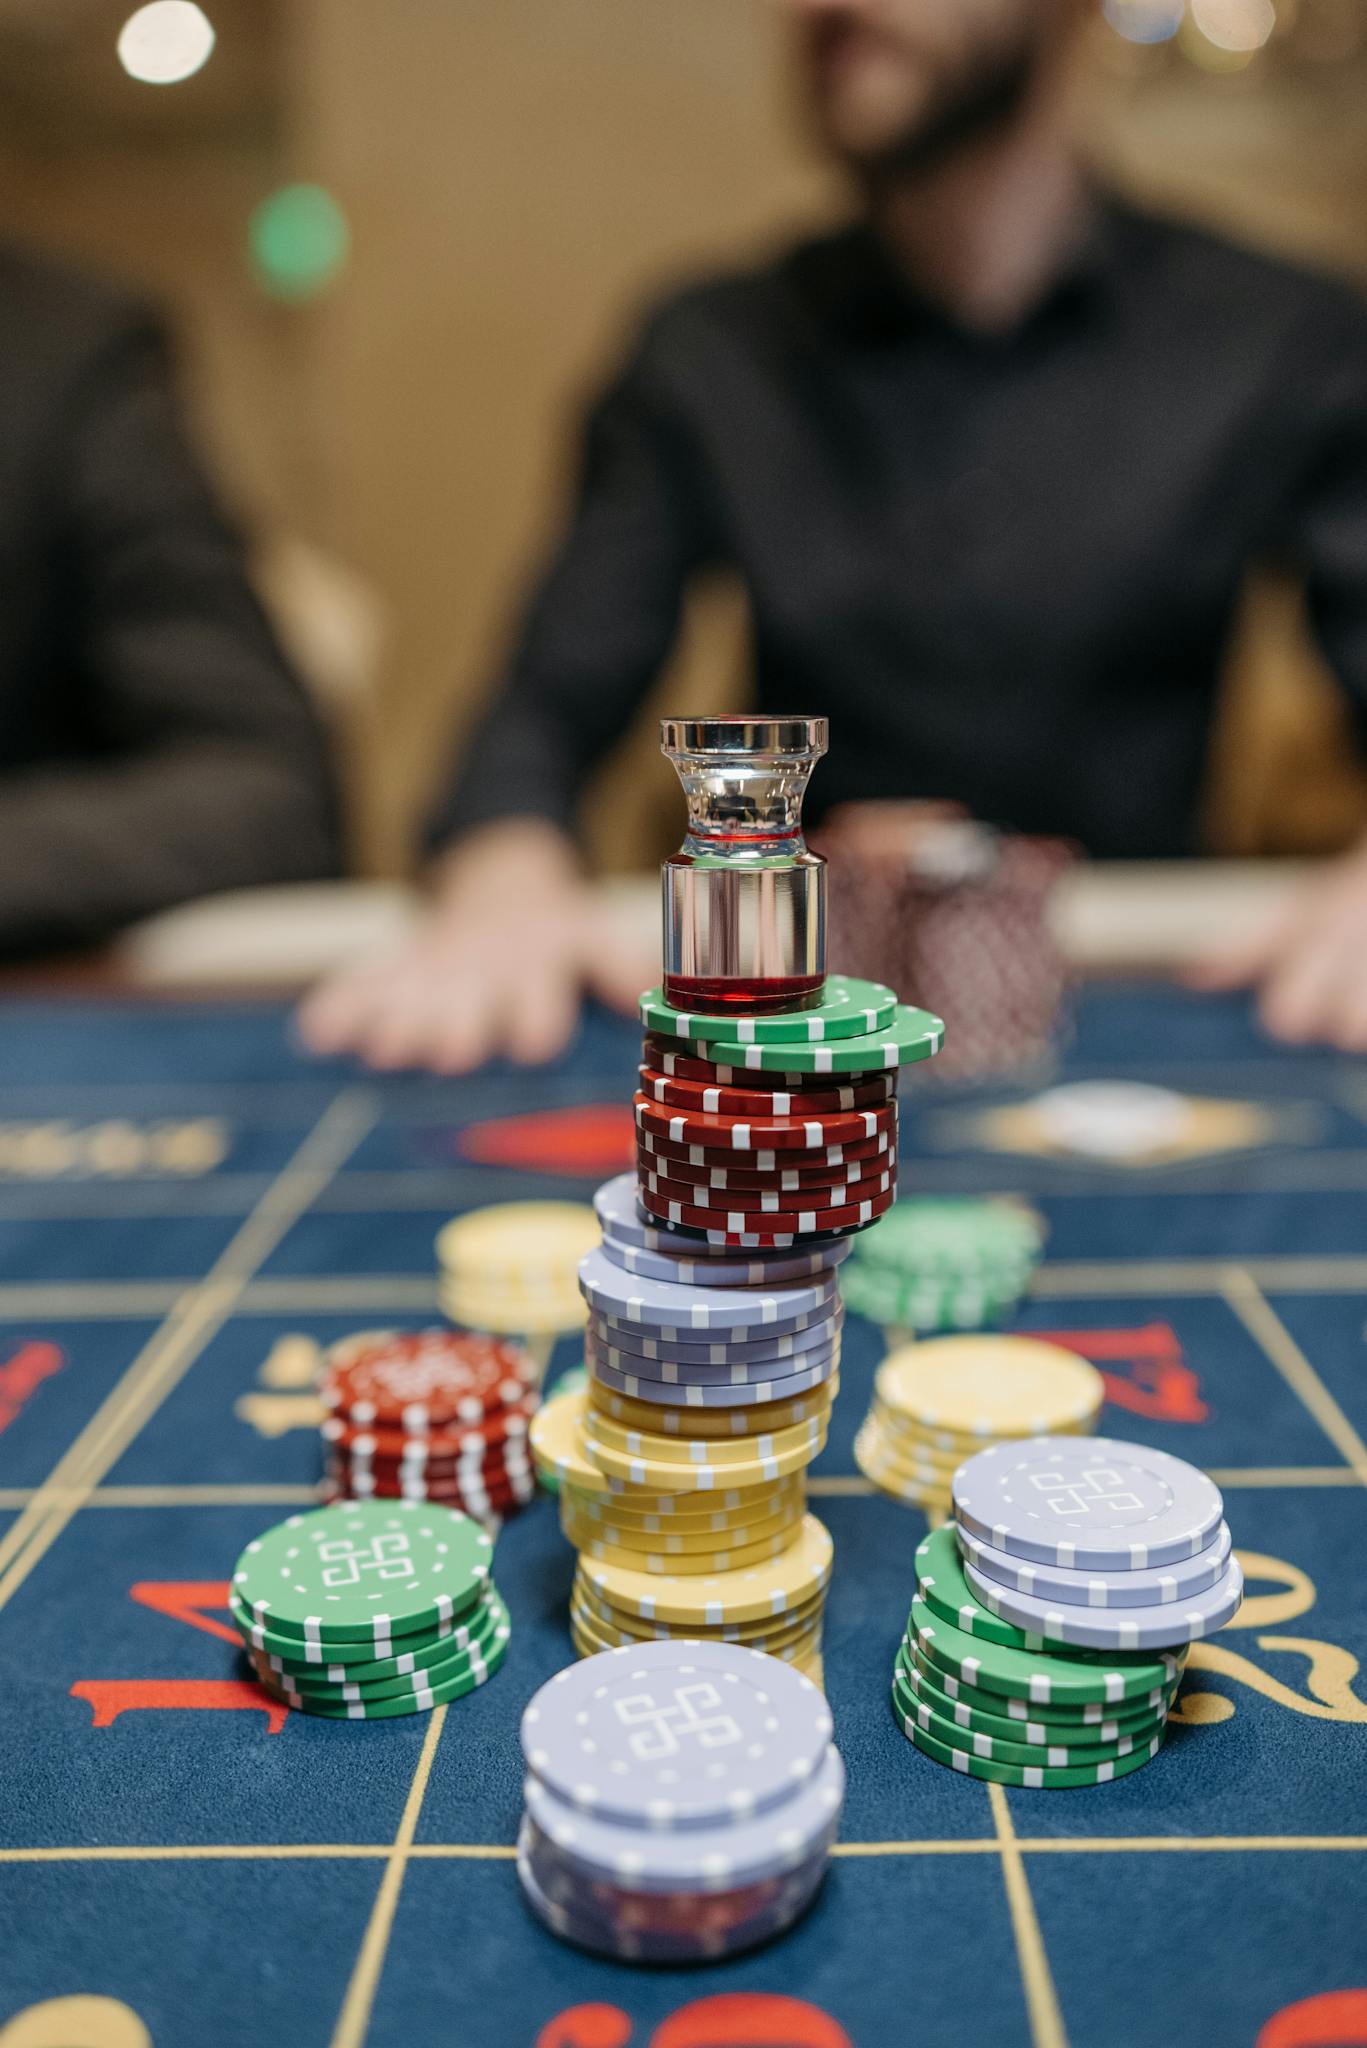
[
  {"xmin": 1189, "ymin": 0, "xmax": 1277, "ymax": 51},
  {"xmin": 249, "ymin": 185, "xmax": 350, "ymax": 304},
  {"xmin": 116, "ymin": 2, "xmax": 215, "ymax": 86},
  {"xmin": 1103, "ymin": 0, "xmax": 1185, "ymax": 43}
]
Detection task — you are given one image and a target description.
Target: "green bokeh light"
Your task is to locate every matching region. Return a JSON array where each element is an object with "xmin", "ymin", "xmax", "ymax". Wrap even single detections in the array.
[{"xmin": 249, "ymin": 184, "xmax": 350, "ymax": 304}]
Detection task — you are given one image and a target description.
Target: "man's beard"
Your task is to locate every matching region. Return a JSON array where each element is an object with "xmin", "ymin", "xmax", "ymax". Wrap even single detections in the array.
[{"xmin": 855, "ymin": 40, "xmax": 1039, "ymax": 181}]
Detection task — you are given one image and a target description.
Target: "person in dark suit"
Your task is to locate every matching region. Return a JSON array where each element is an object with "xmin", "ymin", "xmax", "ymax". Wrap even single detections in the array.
[
  {"xmin": 300, "ymin": 0, "xmax": 1367, "ymax": 1069},
  {"xmin": 0, "ymin": 245, "xmax": 339, "ymax": 957}
]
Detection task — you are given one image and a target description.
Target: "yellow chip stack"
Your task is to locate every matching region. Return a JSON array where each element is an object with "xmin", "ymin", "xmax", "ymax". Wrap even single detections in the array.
[
  {"xmin": 530, "ymin": 1385, "xmax": 833, "ymax": 1685},
  {"xmin": 855, "ymin": 1334, "xmax": 1105, "ymax": 1513},
  {"xmin": 436, "ymin": 1203, "xmax": 597, "ymax": 1344}
]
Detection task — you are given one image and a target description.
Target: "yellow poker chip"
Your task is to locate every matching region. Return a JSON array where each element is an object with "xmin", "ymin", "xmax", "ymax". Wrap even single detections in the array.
[
  {"xmin": 441, "ymin": 1289, "xmax": 586, "ymax": 1337},
  {"xmin": 568, "ymin": 1471, "xmax": 802, "ymax": 1531},
  {"xmin": 529, "ymin": 1391, "xmax": 611, "ymax": 1496},
  {"xmin": 572, "ymin": 1577, "xmax": 827, "ymax": 1652},
  {"xmin": 587, "ymin": 1378, "xmax": 836, "ymax": 1441},
  {"xmin": 567, "ymin": 1520, "xmax": 803, "ymax": 1578},
  {"xmin": 584, "ymin": 1407, "xmax": 826, "ymax": 1468},
  {"xmin": 436, "ymin": 1202, "xmax": 599, "ymax": 1278},
  {"xmin": 578, "ymin": 1514, "xmax": 833, "ymax": 1625},
  {"xmin": 562, "ymin": 1469, "xmax": 786, "ymax": 1521},
  {"xmin": 876, "ymin": 1336, "xmax": 1104, "ymax": 1439},
  {"xmin": 562, "ymin": 1496, "xmax": 802, "ymax": 1559},
  {"xmin": 855, "ymin": 1422, "xmax": 952, "ymax": 1505},
  {"xmin": 571, "ymin": 1607, "xmax": 825, "ymax": 1674},
  {"xmin": 584, "ymin": 1427, "xmax": 826, "ymax": 1493},
  {"xmin": 564, "ymin": 1485, "xmax": 802, "ymax": 1542}
]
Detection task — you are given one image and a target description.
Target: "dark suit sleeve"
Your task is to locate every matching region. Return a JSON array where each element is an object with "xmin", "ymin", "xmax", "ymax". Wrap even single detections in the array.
[
  {"xmin": 427, "ymin": 318, "xmax": 718, "ymax": 848},
  {"xmin": 0, "ymin": 316, "xmax": 340, "ymax": 955},
  {"xmin": 1285, "ymin": 289, "xmax": 1367, "ymax": 734}
]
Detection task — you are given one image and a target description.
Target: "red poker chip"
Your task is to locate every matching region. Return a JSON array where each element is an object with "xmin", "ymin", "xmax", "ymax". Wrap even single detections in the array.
[
  {"xmin": 328, "ymin": 1439, "xmax": 533, "ymax": 1482},
  {"xmin": 321, "ymin": 1398, "xmax": 536, "ymax": 1462},
  {"xmin": 320, "ymin": 1328, "xmax": 537, "ymax": 1432},
  {"xmin": 638, "ymin": 1122, "xmax": 893, "ymax": 1174},
  {"xmin": 634, "ymin": 1091, "xmax": 897, "ymax": 1153},
  {"xmin": 640, "ymin": 1182, "xmax": 896, "ymax": 1236},
  {"xmin": 324, "ymin": 1473, "xmax": 535, "ymax": 1514},
  {"xmin": 641, "ymin": 1035, "xmax": 842, "ymax": 1089},
  {"xmin": 640, "ymin": 1166, "xmax": 894, "ymax": 1216},
  {"xmin": 637, "ymin": 1064, "xmax": 895, "ymax": 1118},
  {"xmin": 635, "ymin": 1139, "xmax": 893, "ymax": 1193}
]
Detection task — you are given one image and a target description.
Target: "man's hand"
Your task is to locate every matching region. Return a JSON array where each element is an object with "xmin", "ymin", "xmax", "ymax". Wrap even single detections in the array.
[
  {"xmin": 296, "ymin": 820, "xmax": 651, "ymax": 1072},
  {"xmin": 1189, "ymin": 841, "xmax": 1367, "ymax": 1051}
]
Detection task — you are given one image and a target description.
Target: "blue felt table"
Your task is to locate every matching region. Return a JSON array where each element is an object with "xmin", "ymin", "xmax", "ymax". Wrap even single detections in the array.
[{"xmin": 0, "ymin": 985, "xmax": 1365, "ymax": 2048}]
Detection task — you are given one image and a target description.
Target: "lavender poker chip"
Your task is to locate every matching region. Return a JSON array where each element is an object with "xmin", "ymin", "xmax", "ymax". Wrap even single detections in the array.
[
  {"xmin": 962, "ymin": 1551, "xmax": 1244, "ymax": 1651},
  {"xmin": 519, "ymin": 1640, "xmax": 833, "ymax": 1833},
  {"xmin": 952, "ymin": 1436, "xmax": 1226, "ymax": 1571},
  {"xmin": 587, "ymin": 1345, "xmax": 838, "ymax": 1411},
  {"xmin": 523, "ymin": 1741, "xmax": 845, "ymax": 1891},
  {"xmin": 591, "ymin": 1306, "xmax": 841, "ymax": 1365},
  {"xmin": 578, "ymin": 1245, "xmax": 839, "ymax": 1336},
  {"xmin": 957, "ymin": 1518, "xmax": 1234, "ymax": 1610}
]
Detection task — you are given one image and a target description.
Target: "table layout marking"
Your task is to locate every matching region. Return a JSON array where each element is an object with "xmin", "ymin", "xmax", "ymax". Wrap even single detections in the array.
[
  {"xmin": 0, "ymin": 1090, "xmax": 377, "ymax": 1616},
  {"xmin": 328, "ymin": 1704, "xmax": 448, "ymax": 2048}
]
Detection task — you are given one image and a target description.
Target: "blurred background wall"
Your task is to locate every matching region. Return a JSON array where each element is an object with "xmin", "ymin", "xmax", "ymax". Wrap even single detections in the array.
[{"xmin": 2, "ymin": 0, "xmax": 1365, "ymax": 874}]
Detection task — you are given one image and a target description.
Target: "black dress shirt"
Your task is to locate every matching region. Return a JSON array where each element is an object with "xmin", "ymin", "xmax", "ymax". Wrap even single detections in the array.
[
  {"xmin": 433, "ymin": 200, "xmax": 1367, "ymax": 860},
  {"xmin": 0, "ymin": 247, "xmax": 338, "ymax": 955}
]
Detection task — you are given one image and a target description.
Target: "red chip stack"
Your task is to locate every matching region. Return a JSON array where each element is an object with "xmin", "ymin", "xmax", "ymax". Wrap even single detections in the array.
[{"xmin": 319, "ymin": 1329, "xmax": 540, "ymax": 1523}]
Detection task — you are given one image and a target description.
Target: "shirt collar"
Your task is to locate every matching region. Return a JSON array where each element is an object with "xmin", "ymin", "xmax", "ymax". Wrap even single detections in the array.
[{"xmin": 794, "ymin": 190, "xmax": 1125, "ymax": 343}]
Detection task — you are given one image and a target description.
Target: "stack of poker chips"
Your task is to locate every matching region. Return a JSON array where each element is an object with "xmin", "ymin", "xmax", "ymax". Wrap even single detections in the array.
[
  {"xmin": 518, "ymin": 1641, "xmax": 844, "ymax": 1962},
  {"xmin": 436, "ymin": 1201, "xmax": 598, "ymax": 1341},
  {"xmin": 635, "ymin": 976, "xmax": 943, "ymax": 1246},
  {"xmin": 817, "ymin": 804, "xmax": 1074, "ymax": 1082},
  {"xmin": 567, "ymin": 1226, "xmax": 840, "ymax": 1680},
  {"xmin": 891, "ymin": 1439, "xmax": 1243, "ymax": 1788},
  {"xmin": 842, "ymin": 1197, "xmax": 1046, "ymax": 1334},
  {"xmin": 319, "ymin": 1329, "xmax": 539, "ymax": 1522},
  {"xmin": 230, "ymin": 1500, "xmax": 510, "ymax": 1720},
  {"xmin": 855, "ymin": 1334, "xmax": 1103, "ymax": 1514}
]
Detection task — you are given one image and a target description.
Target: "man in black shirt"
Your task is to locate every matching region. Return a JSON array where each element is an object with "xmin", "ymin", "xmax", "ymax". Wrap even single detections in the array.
[
  {"xmin": 0, "ymin": 247, "xmax": 338, "ymax": 956},
  {"xmin": 301, "ymin": 0, "xmax": 1367, "ymax": 1068}
]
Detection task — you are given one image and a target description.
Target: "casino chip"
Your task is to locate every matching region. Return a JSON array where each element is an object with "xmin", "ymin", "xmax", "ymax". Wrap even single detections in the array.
[
  {"xmin": 230, "ymin": 1502, "xmax": 511, "ymax": 1716},
  {"xmin": 319, "ymin": 1328, "xmax": 542, "ymax": 1522},
  {"xmin": 855, "ymin": 1334, "xmax": 1103, "ymax": 1514},
  {"xmin": 887, "ymin": 1437, "xmax": 1241, "ymax": 1785},
  {"xmin": 842, "ymin": 1196, "xmax": 1046, "ymax": 1334},
  {"xmin": 436, "ymin": 1200, "xmax": 597, "ymax": 1336},
  {"xmin": 517, "ymin": 1642, "xmax": 844, "ymax": 1960}
]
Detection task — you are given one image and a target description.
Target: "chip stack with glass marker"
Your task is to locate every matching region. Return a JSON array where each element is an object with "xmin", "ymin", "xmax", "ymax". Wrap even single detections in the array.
[
  {"xmin": 436, "ymin": 1201, "xmax": 598, "ymax": 1341},
  {"xmin": 856, "ymin": 1334, "xmax": 1103, "ymax": 1514},
  {"xmin": 842, "ymin": 1197, "xmax": 1046, "ymax": 1334},
  {"xmin": 890, "ymin": 1438, "xmax": 1243, "ymax": 1786},
  {"xmin": 318, "ymin": 1328, "xmax": 540, "ymax": 1522},
  {"xmin": 536, "ymin": 717, "xmax": 944, "ymax": 1681},
  {"xmin": 518, "ymin": 1641, "xmax": 844, "ymax": 1961},
  {"xmin": 230, "ymin": 1499, "xmax": 510, "ymax": 1719}
]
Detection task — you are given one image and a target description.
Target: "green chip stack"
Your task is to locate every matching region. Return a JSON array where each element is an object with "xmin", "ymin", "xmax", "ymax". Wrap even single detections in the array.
[
  {"xmin": 229, "ymin": 1499, "xmax": 510, "ymax": 1718},
  {"xmin": 842, "ymin": 1197, "xmax": 1046, "ymax": 1332},
  {"xmin": 891, "ymin": 1526, "xmax": 1180, "ymax": 1786}
]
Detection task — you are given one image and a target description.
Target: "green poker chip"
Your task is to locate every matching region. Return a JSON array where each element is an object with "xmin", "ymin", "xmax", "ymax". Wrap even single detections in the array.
[
  {"xmin": 901, "ymin": 1630, "xmax": 1180, "ymax": 1728},
  {"xmin": 853, "ymin": 1198, "xmax": 1045, "ymax": 1278},
  {"xmin": 915, "ymin": 1526, "xmax": 1052, "ymax": 1650},
  {"xmin": 892, "ymin": 1682, "xmax": 1167, "ymax": 1787},
  {"xmin": 666, "ymin": 1004, "xmax": 944, "ymax": 1076},
  {"xmin": 909, "ymin": 1592, "xmax": 1183, "ymax": 1707},
  {"xmin": 228, "ymin": 1586, "xmax": 484, "ymax": 1667},
  {"xmin": 841, "ymin": 1266, "xmax": 1027, "ymax": 1333},
  {"xmin": 640, "ymin": 976, "xmax": 898, "ymax": 1046},
  {"xmin": 249, "ymin": 1588, "xmax": 508, "ymax": 1695},
  {"xmin": 231, "ymin": 1501, "xmax": 493, "ymax": 1645},
  {"xmin": 261, "ymin": 1620, "xmax": 510, "ymax": 1718},
  {"xmin": 893, "ymin": 1649, "xmax": 1168, "ymax": 1760}
]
